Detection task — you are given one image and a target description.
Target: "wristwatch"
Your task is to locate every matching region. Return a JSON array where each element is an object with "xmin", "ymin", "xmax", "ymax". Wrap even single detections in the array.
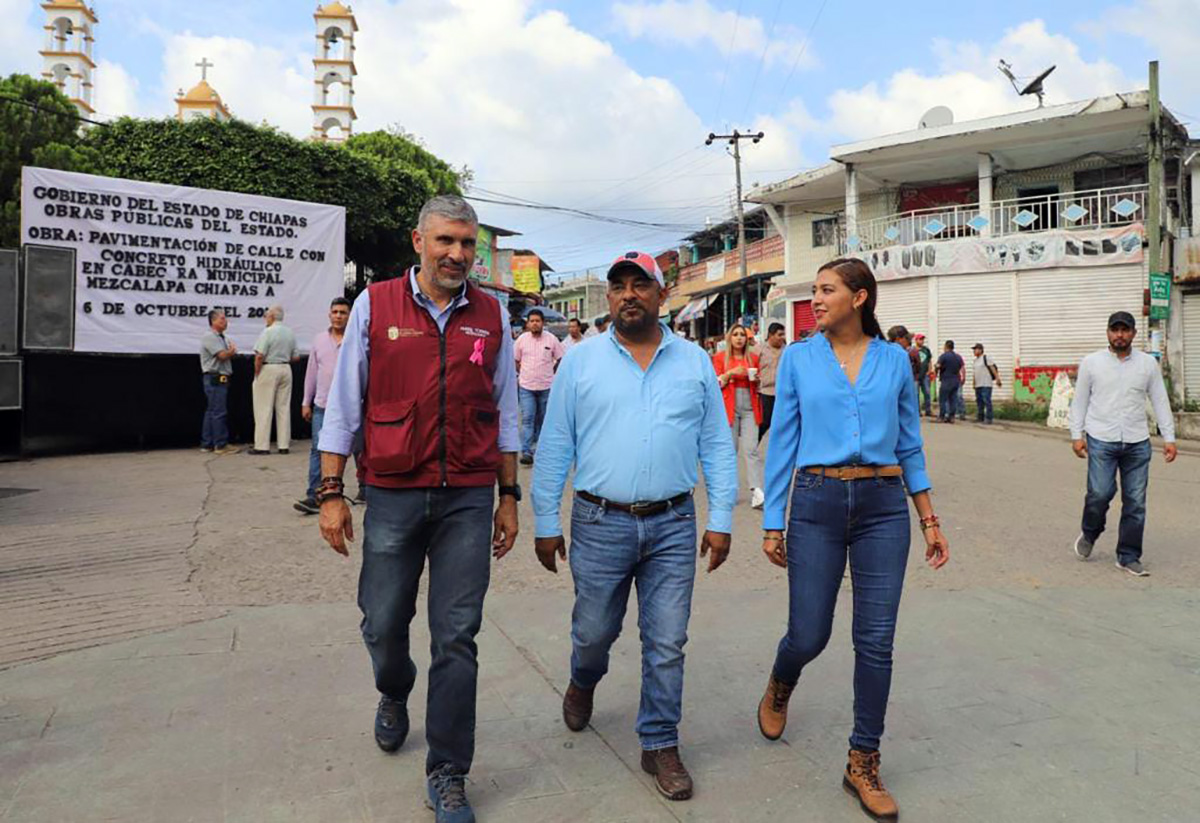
[{"xmin": 499, "ymin": 484, "xmax": 522, "ymax": 501}]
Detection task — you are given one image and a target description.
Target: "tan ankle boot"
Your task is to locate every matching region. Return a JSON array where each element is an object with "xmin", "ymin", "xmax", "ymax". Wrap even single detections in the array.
[
  {"xmin": 757, "ymin": 674, "xmax": 795, "ymax": 740},
  {"xmin": 843, "ymin": 748, "xmax": 898, "ymax": 820}
]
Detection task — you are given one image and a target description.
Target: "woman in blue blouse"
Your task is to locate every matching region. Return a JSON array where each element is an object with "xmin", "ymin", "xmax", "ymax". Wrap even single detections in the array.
[{"xmin": 757, "ymin": 258, "xmax": 949, "ymax": 821}]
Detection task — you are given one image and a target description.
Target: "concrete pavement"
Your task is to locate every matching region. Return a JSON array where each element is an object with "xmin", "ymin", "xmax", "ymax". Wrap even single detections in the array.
[{"xmin": 2, "ymin": 423, "xmax": 1199, "ymax": 821}]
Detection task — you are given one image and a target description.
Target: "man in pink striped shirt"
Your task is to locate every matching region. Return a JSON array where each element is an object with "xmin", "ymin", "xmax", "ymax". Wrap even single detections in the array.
[
  {"xmin": 514, "ymin": 308, "xmax": 565, "ymax": 465},
  {"xmin": 296, "ymin": 297, "xmax": 358, "ymax": 514}
]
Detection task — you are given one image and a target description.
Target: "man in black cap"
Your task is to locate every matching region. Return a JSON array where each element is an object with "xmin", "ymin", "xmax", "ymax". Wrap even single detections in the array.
[{"xmin": 1067, "ymin": 311, "xmax": 1177, "ymax": 576}]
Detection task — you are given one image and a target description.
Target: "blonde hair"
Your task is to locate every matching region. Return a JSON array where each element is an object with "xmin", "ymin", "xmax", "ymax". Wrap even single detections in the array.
[{"xmin": 724, "ymin": 323, "xmax": 750, "ymax": 358}]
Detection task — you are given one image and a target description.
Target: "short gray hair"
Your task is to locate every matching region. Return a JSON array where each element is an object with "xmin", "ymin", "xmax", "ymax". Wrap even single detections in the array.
[
  {"xmin": 418, "ymin": 195, "xmax": 478, "ymax": 231},
  {"xmin": 268, "ymin": 305, "xmax": 284, "ymax": 321}
]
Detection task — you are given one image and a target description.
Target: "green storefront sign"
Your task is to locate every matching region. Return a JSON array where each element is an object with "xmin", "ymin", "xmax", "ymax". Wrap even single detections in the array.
[{"xmin": 1149, "ymin": 272, "xmax": 1171, "ymax": 320}]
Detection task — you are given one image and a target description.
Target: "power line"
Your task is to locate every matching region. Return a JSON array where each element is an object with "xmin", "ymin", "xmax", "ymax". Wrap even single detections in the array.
[
  {"xmin": 0, "ymin": 93, "xmax": 109, "ymax": 127},
  {"xmin": 463, "ymin": 193, "xmax": 703, "ymax": 231},
  {"xmin": 739, "ymin": 0, "xmax": 785, "ymax": 124},
  {"xmin": 771, "ymin": 0, "xmax": 828, "ymax": 112},
  {"xmin": 710, "ymin": 0, "xmax": 744, "ymax": 127}
]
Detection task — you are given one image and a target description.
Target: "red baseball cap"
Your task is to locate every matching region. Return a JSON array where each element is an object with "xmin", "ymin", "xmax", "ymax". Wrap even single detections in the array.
[{"xmin": 607, "ymin": 251, "xmax": 665, "ymax": 288}]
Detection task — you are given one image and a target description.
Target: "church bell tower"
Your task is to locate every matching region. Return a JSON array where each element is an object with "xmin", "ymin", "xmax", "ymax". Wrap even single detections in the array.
[
  {"xmin": 39, "ymin": 0, "xmax": 99, "ymax": 121},
  {"xmin": 312, "ymin": 2, "xmax": 358, "ymax": 142}
]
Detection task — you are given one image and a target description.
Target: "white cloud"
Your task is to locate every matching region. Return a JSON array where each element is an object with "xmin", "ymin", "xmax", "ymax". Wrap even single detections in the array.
[
  {"xmin": 0, "ymin": 0, "xmax": 48, "ymax": 76},
  {"xmin": 612, "ymin": 0, "xmax": 818, "ymax": 70},
  {"xmin": 816, "ymin": 20, "xmax": 1136, "ymax": 143},
  {"xmin": 93, "ymin": 59, "xmax": 142, "ymax": 119},
  {"xmin": 1083, "ymin": 0, "xmax": 1200, "ymax": 119}
]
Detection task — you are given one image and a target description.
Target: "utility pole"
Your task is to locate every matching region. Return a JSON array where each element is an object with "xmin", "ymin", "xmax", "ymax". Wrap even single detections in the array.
[
  {"xmin": 707, "ymin": 130, "xmax": 764, "ymax": 319},
  {"xmin": 1148, "ymin": 60, "xmax": 1162, "ymax": 283}
]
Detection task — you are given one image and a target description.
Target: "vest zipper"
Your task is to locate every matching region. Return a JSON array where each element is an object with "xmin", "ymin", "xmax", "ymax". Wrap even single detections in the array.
[{"xmin": 438, "ymin": 327, "xmax": 448, "ymax": 486}]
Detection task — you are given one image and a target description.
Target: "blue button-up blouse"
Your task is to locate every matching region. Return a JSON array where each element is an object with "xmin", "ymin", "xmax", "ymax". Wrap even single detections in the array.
[{"xmin": 762, "ymin": 333, "xmax": 932, "ymax": 530}]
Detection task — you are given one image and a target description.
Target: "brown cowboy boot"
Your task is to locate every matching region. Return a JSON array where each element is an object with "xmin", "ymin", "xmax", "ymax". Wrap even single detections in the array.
[
  {"xmin": 640, "ymin": 746, "xmax": 693, "ymax": 801},
  {"xmin": 757, "ymin": 674, "xmax": 796, "ymax": 740},
  {"xmin": 843, "ymin": 748, "xmax": 899, "ymax": 820},
  {"xmin": 561, "ymin": 682, "xmax": 594, "ymax": 732}
]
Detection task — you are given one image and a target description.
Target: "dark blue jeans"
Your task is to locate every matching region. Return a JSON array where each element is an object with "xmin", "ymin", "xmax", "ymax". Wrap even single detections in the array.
[
  {"xmin": 938, "ymin": 382, "xmax": 960, "ymax": 421},
  {"xmin": 358, "ymin": 485, "xmax": 494, "ymax": 774},
  {"xmin": 201, "ymin": 374, "xmax": 229, "ymax": 448},
  {"xmin": 1082, "ymin": 436, "xmax": 1151, "ymax": 565},
  {"xmin": 772, "ymin": 472, "xmax": 911, "ymax": 751},
  {"xmin": 917, "ymin": 374, "xmax": 931, "ymax": 416},
  {"xmin": 974, "ymin": 387, "xmax": 994, "ymax": 422},
  {"xmin": 568, "ymin": 494, "xmax": 697, "ymax": 751},
  {"xmin": 519, "ymin": 387, "xmax": 550, "ymax": 457}
]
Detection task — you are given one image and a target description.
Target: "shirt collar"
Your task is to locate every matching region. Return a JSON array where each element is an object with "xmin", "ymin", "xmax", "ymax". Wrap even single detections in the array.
[{"xmin": 605, "ymin": 321, "xmax": 674, "ymax": 357}]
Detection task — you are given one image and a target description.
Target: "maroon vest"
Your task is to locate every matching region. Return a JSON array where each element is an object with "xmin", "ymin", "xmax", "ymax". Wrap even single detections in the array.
[{"xmin": 363, "ymin": 272, "xmax": 504, "ymax": 488}]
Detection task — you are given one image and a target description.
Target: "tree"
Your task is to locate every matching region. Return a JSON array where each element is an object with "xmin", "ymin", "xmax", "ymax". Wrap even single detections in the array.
[
  {"xmin": 0, "ymin": 74, "xmax": 98, "ymax": 248},
  {"xmin": 81, "ymin": 117, "xmax": 465, "ymax": 279}
]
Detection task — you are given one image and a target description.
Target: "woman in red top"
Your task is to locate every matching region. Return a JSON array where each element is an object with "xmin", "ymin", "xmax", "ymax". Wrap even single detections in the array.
[{"xmin": 712, "ymin": 323, "xmax": 764, "ymax": 508}]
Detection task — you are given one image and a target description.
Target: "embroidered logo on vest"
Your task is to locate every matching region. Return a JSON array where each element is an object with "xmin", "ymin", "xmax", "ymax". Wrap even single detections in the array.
[{"xmin": 387, "ymin": 326, "xmax": 399, "ymax": 340}]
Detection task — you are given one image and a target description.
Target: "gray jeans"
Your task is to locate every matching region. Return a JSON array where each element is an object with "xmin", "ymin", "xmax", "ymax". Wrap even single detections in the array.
[{"xmin": 732, "ymin": 389, "xmax": 763, "ymax": 491}]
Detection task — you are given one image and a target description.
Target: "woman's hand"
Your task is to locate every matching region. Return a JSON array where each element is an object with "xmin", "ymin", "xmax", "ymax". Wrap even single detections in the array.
[
  {"xmin": 924, "ymin": 525, "xmax": 949, "ymax": 569},
  {"xmin": 718, "ymin": 373, "xmax": 730, "ymax": 388},
  {"xmin": 762, "ymin": 530, "xmax": 786, "ymax": 568},
  {"xmin": 729, "ymin": 365, "xmax": 749, "ymax": 377}
]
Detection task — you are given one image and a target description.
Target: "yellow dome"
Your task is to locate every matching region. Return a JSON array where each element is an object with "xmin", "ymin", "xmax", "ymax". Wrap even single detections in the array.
[
  {"xmin": 181, "ymin": 80, "xmax": 222, "ymax": 103},
  {"xmin": 316, "ymin": 1, "xmax": 353, "ymax": 16}
]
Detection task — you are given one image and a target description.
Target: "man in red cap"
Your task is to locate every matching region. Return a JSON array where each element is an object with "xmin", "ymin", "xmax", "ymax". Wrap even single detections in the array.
[{"xmin": 531, "ymin": 251, "xmax": 738, "ymax": 802}]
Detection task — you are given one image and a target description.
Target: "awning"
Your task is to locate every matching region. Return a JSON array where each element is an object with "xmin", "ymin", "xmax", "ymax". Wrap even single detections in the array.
[{"xmin": 675, "ymin": 298, "xmax": 709, "ymax": 324}]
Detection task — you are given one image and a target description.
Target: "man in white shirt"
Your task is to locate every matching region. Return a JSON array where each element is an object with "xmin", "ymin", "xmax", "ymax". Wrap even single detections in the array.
[
  {"xmin": 562, "ymin": 318, "xmax": 585, "ymax": 352},
  {"xmin": 1068, "ymin": 311, "xmax": 1177, "ymax": 576}
]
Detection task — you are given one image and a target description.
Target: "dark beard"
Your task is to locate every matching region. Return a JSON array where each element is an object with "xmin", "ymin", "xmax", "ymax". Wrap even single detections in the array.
[{"xmin": 614, "ymin": 305, "xmax": 656, "ymax": 337}]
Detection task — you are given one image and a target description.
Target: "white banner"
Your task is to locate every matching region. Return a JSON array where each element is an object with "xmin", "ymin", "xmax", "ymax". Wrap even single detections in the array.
[
  {"xmin": 706, "ymin": 257, "xmax": 725, "ymax": 282},
  {"xmin": 863, "ymin": 223, "xmax": 1144, "ymax": 282},
  {"xmin": 20, "ymin": 167, "xmax": 345, "ymax": 354}
]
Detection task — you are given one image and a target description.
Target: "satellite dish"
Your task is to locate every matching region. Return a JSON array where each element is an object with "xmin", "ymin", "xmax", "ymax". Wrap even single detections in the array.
[
  {"xmin": 998, "ymin": 60, "xmax": 1056, "ymax": 108},
  {"xmin": 919, "ymin": 106, "xmax": 954, "ymax": 129}
]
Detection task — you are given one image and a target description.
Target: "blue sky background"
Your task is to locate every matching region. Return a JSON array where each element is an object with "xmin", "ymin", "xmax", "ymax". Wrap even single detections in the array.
[{"xmin": 4, "ymin": 0, "xmax": 1195, "ymax": 272}]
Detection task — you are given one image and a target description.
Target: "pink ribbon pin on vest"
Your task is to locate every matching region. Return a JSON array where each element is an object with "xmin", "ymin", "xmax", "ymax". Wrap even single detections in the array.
[{"xmin": 468, "ymin": 338, "xmax": 485, "ymax": 366}]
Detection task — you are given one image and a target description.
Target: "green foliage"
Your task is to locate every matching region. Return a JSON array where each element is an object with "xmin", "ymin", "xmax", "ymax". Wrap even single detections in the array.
[
  {"xmin": 991, "ymin": 401, "xmax": 1050, "ymax": 423},
  {"xmin": 0, "ymin": 74, "xmax": 98, "ymax": 247}
]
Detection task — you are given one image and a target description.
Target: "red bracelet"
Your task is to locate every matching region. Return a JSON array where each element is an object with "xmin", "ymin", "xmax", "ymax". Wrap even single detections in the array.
[{"xmin": 919, "ymin": 515, "xmax": 940, "ymax": 531}]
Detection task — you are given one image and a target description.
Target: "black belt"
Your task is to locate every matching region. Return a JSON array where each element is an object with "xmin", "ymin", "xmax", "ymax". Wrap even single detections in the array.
[{"xmin": 577, "ymin": 490, "xmax": 691, "ymax": 517}]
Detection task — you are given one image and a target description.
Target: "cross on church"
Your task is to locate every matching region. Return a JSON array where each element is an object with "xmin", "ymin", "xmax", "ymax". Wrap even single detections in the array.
[{"xmin": 196, "ymin": 57, "xmax": 213, "ymax": 81}]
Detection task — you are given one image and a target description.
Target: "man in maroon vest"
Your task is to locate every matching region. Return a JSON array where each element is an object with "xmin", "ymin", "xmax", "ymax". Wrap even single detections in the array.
[{"xmin": 316, "ymin": 195, "xmax": 519, "ymax": 823}]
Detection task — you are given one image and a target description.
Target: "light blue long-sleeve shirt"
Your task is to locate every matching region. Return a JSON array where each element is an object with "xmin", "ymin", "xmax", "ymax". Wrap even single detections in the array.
[
  {"xmin": 318, "ymin": 270, "xmax": 519, "ymax": 456},
  {"xmin": 762, "ymin": 334, "xmax": 931, "ymax": 531},
  {"xmin": 531, "ymin": 324, "xmax": 738, "ymax": 538}
]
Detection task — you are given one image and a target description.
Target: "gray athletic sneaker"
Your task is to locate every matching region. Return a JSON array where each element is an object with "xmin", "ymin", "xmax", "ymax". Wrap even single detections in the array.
[
  {"xmin": 1117, "ymin": 560, "xmax": 1149, "ymax": 577},
  {"xmin": 1073, "ymin": 533, "xmax": 1094, "ymax": 560}
]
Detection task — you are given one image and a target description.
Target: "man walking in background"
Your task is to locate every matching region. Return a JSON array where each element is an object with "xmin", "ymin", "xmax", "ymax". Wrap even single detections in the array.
[
  {"xmin": 250, "ymin": 305, "xmax": 299, "ymax": 455},
  {"xmin": 532, "ymin": 251, "xmax": 737, "ymax": 803},
  {"xmin": 562, "ymin": 317, "xmax": 585, "ymax": 352},
  {"xmin": 757, "ymin": 322, "xmax": 786, "ymax": 442},
  {"xmin": 514, "ymin": 308, "xmax": 564, "ymax": 465},
  {"xmin": 936, "ymin": 340, "xmax": 965, "ymax": 424},
  {"xmin": 971, "ymin": 343, "xmax": 1001, "ymax": 424},
  {"xmin": 914, "ymin": 333, "xmax": 933, "ymax": 417},
  {"xmin": 199, "ymin": 310, "xmax": 240, "ymax": 455},
  {"xmin": 1069, "ymin": 311, "xmax": 1177, "ymax": 577},
  {"xmin": 295, "ymin": 297, "xmax": 355, "ymax": 515}
]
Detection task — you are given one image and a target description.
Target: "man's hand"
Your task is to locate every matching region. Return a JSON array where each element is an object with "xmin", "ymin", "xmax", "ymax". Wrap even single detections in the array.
[
  {"xmin": 1072, "ymin": 439, "xmax": 1088, "ymax": 459},
  {"xmin": 227, "ymin": 341, "xmax": 237, "ymax": 355},
  {"xmin": 301, "ymin": 405, "xmax": 313, "ymax": 423},
  {"xmin": 535, "ymin": 536, "xmax": 566, "ymax": 573},
  {"xmin": 492, "ymin": 497, "xmax": 519, "ymax": 559},
  {"xmin": 1164, "ymin": 443, "xmax": 1178, "ymax": 464},
  {"xmin": 318, "ymin": 498, "xmax": 354, "ymax": 556},
  {"xmin": 700, "ymin": 531, "xmax": 731, "ymax": 573}
]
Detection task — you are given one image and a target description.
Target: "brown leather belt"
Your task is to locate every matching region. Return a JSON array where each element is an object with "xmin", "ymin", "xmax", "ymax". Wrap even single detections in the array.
[
  {"xmin": 804, "ymin": 465, "xmax": 903, "ymax": 480},
  {"xmin": 577, "ymin": 490, "xmax": 691, "ymax": 517}
]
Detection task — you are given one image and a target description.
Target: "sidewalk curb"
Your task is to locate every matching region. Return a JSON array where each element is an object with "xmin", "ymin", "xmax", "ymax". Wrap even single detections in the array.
[{"xmin": 951, "ymin": 418, "xmax": 1200, "ymax": 456}]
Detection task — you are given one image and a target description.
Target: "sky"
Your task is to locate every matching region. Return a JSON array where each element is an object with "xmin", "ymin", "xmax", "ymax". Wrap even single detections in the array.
[{"xmin": 5, "ymin": 0, "xmax": 1198, "ymax": 274}]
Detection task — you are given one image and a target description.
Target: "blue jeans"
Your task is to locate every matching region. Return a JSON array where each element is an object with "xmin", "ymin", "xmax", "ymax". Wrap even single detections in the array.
[
  {"xmin": 306, "ymin": 405, "xmax": 325, "ymax": 497},
  {"xmin": 568, "ymin": 494, "xmax": 697, "ymax": 751},
  {"xmin": 938, "ymin": 382, "xmax": 960, "ymax": 421},
  {"xmin": 201, "ymin": 374, "xmax": 229, "ymax": 448},
  {"xmin": 358, "ymin": 485, "xmax": 494, "ymax": 774},
  {"xmin": 519, "ymin": 387, "xmax": 550, "ymax": 456},
  {"xmin": 974, "ymin": 387, "xmax": 994, "ymax": 422},
  {"xmin": 917, "ymin": 374, "xmax": 931, "ymax": 416},
  {"xmin": 772, "ymin": 472, "xmax": 910, "ymax": 751},
  {"xmin": 1082, "ymin": 436, "xmax": 1151, "ymax": 565}
]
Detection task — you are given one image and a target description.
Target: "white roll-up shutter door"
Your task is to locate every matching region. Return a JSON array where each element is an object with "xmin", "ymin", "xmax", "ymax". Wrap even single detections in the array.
[
  {"xmin": 876, "ymin": 276, "xmax": 930, "ymax": 339},
  {"xmin": 1183, "ymin": 291, "xmax": 1200, "ymax": 403},
  {"xmin": 1018, "ymin": 264, "xmax": 1145, "ymax": 369},
  {"xmin": 936, "ymin": 273, "xmax": 1014, "ymax": 400}
]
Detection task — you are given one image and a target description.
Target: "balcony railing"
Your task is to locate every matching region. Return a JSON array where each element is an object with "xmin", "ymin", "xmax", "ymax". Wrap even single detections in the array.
[
  {"xmin": 677, "ymin": 234, "xmax": 785, "ymax": 286},
  {"xmin": 848, "ymin": 184, "xmax": 1148, "ymax": 253}
]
